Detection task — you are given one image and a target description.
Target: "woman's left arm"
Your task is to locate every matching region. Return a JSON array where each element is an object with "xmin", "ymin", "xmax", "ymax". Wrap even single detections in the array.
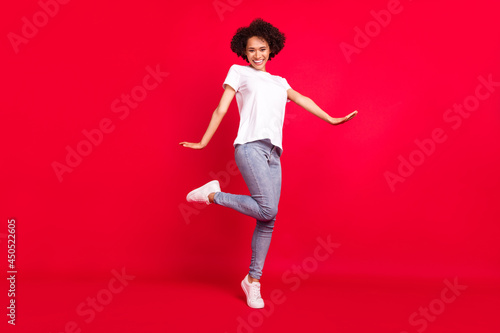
[{"xmin": 287, "ymin": 88, "xmax": 358, "ymax": 125}]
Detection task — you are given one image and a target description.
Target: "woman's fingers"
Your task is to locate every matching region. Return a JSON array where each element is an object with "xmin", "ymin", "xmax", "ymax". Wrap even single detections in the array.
[
  {"xmin": 179, "ymin": 142, "xmax": 204, "ymax": 149},
  {"xmin": 330, "ymin": 110, "xmax": 358, "ymax": 125},
  {"xmin": 346, "ymin": 110, "xmax": 358, "ymax": 120},
  {"xmin": 343, "ymin": 110, "xmax": 358, "ymax": 123}
]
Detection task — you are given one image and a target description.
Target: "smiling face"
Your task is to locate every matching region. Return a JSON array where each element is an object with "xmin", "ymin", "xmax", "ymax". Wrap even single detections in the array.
[{"xmin": 245, "ymin": 36, "xmax": 271, "ymax": 72}]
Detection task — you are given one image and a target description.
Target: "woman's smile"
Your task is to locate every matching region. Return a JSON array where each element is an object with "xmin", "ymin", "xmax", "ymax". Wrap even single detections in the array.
[{"xmin": 246, "ymin": 36, "xmax": 270, "ymax": 72}]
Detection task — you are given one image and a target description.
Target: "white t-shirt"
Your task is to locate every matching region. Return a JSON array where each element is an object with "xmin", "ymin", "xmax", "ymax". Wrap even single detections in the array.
[{"xmin": 222, "ymin": 64, "xmax": 292, "ymax": 152}]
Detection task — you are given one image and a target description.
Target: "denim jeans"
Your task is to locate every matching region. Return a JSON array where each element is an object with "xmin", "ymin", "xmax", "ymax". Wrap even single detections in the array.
[{"xmin": 213, "ymin": 139, "xmax": 281, "ymax": 280}]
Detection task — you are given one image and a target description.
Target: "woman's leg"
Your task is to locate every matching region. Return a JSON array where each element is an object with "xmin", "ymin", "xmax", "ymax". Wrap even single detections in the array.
[
  {"xmin": 248, "ymin": 146, "xmax": 281, "ymax": 280},
  {"xmin": 213, "ymin": 140, "xmax": 282, "ymax": 280},
  {"xmin": 213, "ymin": 140, "xmax": 281, "ymax": 222}
]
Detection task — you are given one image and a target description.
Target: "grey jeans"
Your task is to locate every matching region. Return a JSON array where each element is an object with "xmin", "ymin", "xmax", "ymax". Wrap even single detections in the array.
[{"xmin": 214, "ymin": 139, "xmax": 282, "ymax": 280}]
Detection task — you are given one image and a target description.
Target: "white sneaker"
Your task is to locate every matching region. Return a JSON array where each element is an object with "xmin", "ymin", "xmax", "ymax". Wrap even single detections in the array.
[
  {"xmin": 241, "ymin": 274, "xmax": 265, "ymax": 309},
  {"xmin": 186, "ymin": 180, "xmax": 221, "ymax": 205}
]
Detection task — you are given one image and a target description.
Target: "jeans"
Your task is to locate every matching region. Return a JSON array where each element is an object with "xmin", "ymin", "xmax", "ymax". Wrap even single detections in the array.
[{"xmin": 214, "ymin": 139, "xmax": 282, "ymax": 280}]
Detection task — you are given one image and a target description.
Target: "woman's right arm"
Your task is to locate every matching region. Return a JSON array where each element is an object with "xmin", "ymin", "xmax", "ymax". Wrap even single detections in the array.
[{"xmin": 179, "ymin": 85, "xmax": 236, "ymax": 149}]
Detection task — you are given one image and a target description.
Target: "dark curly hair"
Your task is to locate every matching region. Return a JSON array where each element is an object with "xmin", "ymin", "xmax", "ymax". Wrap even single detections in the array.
[{"xmin": 230, "ymin": 18, "xmax": 286, "ymax": 63}]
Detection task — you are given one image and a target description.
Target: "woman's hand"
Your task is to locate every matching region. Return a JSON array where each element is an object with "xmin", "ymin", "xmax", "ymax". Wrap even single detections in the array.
[
  {"xmin": 179, "ymin": 142, "xmax": 206, "ymax": 149},
  {"xmin": 328, "ymin": 110, "xmax": 358, "ymax": 126}
]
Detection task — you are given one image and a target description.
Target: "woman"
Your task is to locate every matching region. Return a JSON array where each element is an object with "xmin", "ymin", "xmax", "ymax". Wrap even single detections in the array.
[{"xmin": 180, "ymin": 18, "xmax": 357, "ymax": 309}]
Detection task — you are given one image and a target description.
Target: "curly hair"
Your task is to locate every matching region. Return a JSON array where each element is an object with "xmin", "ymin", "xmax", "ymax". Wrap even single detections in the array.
[{"xmin": 230, "ymin": 18, "xmax": 286, "ymax": 63}]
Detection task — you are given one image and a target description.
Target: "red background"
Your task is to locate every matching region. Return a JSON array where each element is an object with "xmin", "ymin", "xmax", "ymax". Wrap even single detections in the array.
[{"xmin": 1, "ymin": 0, "xmax": 499, "ymax": 332}]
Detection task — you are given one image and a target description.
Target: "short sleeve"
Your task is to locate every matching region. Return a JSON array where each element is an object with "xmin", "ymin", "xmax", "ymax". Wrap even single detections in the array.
[
  {"xmin": 281, "ymin": 77, "xmax": 292, "ymax": 103},
  {"xmin": 281, "ymin": 77, "xmax": 291, "ymax": 91},
  {"xmin": 223, "ymin": 65, "xmax": 240, "ymax": 91}
]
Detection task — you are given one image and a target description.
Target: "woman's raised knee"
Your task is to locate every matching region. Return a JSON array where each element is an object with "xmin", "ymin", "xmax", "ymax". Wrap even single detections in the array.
[{"xmin": 260, "ymin": 205, "xmax": 278, "ymax": 221}]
